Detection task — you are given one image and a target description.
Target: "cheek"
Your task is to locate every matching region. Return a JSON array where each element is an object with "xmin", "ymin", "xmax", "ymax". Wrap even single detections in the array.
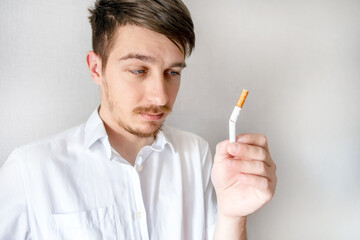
[
  {"xmin": 106, "ymin": 79, "xmax": 144, "ymax": 107},
  {"xmin": 120, "ymin": 84, "xmax": 144, "ymax": 105},
  {"xmin": 168, "ymin": 82, "xmax": 180, "ymax": 103}
]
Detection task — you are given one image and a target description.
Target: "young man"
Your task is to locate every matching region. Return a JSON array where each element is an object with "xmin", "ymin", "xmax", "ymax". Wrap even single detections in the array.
[{"xmin": 0, "ymin": 0, "xmax": 277, "ymax": 239}]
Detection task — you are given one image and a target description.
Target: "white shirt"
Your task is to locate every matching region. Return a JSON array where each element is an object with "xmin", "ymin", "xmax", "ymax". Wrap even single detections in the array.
[{"xmin": 0, "ymin": 109, "xmax": 217, "ymax": 240}]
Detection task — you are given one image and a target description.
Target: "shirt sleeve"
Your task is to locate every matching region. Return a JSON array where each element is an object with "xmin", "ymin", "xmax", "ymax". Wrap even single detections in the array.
[
  {"xmin": 201, "ymin": 143, "xmax": 217, "ymax": 240},
  {"xmin": 0, "ymin": 150, "xmax": 31, "ymax": 240}
]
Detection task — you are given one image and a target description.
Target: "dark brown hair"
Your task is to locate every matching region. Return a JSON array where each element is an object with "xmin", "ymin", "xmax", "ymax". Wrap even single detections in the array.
[{"xmin": 88, "ymin": 0, "xmax": 195, "ymax": 71}]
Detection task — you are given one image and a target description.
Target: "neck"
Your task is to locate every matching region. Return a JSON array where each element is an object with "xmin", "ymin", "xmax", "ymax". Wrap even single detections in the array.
[{"xmin": 99, "ymin": 109, "xmax": 154, "ymax": 166}]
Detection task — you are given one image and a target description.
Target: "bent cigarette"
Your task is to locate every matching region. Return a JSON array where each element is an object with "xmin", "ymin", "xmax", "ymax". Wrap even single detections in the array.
[
  {"xmin": 236, "ymin": 90, "xmax": 249, "ymax": 108},
  {"xmin": 229, "ymin": 89, "xmax": 248, "ymax": 143}
]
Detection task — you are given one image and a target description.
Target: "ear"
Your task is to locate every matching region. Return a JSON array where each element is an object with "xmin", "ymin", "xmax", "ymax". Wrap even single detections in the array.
[{"xmin": 86, "ymin": 51, "xmax": 102, "ymax": 85}]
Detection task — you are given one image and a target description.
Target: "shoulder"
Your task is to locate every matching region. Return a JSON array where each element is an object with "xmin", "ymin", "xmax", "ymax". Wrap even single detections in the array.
[{"xmin": 4, "ymin": 123, "xmax": 85, "ymax": 166}]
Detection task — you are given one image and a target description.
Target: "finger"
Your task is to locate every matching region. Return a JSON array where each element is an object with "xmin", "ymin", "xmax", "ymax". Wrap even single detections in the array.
[
  {"xmin": 229, "ymin": 159, "xmax": 272, "ymax": 179},
  {"xmin": 216, "ymin": 139, "xmax": 276, "ymax": 170},
  {"xmin": 236, "ymin": 173, "xmax": 274, "ymax": 200},
  {"xmin": 236, "ymin": 133, "xmax": 269, "ymax": 150},
  {"xmin": 215, "ymin": 139, "xmax": 231, "ymax": 158},
  {"xmin": 227, "ymin": 142, "xmax": 268, "ymax": 162}
]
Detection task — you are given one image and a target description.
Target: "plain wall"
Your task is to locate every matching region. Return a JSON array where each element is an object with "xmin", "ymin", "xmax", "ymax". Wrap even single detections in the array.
[{"xmin": 1, "ymin": 0, "xmax": 359, "ymax": 239}]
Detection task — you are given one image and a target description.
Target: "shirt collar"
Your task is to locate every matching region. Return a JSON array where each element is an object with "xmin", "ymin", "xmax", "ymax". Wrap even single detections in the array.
[
  {"xmin": 83, "ymin": 108, "xmax": 175, "ymax": 159},
  {"xmin": 148, "ymin": 127, "xmax": 175, "ymax": 153},
  {"xmin": 83, "ymin": 108, "xmax": 111, "ymax": 157}
]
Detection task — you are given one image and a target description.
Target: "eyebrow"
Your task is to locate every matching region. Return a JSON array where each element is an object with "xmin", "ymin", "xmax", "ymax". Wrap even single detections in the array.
[
  {"xmin": 119, "ymin": 53, "xmax": 186, "ymax": 68},
  {"xmin": 120, "ymin": 53, "xmax": 154, "ymax": 62}
]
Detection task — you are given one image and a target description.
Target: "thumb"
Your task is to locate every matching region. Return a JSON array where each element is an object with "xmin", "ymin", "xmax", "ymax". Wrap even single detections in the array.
[
  {"xmin": 215, "ymin": 140, "xmax": 240, "ymax": 158},
  {"xmin": 214, "ymin": 140, "xmax": 237, "ymax": 165},
  {"xmin": 215, "ymin": 140, "xmax": 229, "ymax": 158}
]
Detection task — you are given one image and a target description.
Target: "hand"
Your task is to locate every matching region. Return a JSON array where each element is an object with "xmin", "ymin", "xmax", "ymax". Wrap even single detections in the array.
[{"xmin": 211, "ymin": 134, "xmax": 277, "ymax": 218}]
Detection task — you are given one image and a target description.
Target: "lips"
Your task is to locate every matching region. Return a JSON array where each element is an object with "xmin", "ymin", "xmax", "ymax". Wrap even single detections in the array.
[{"xmin": 140, "ymin": 113, "xmax": 164, "ymax": 121}]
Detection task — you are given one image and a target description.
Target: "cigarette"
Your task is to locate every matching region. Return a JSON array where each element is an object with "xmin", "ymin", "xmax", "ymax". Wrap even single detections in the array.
[{"xmin": 229, "ymin": 89, "xmax": 248, "ymax": 143}]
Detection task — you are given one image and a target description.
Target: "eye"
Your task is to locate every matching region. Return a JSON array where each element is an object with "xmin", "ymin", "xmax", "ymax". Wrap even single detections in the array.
[
  {"xmin": 170, "ymin": 71, "xmax": 180, "ymax": 76},
  {"xmin": 131, "ymin": 69, "xmax": 145, "ymax": 74},
  {"xmin": 167, "ymin": 70, "xmax": 181, "ymax": 77},
  {"xmin": 129, "ymin": 69, "xmax": 147, "ymax": 75}
]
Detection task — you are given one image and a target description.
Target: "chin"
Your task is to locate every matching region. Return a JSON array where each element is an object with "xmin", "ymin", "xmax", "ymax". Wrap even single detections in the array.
[{"xmin": 124, "ymin": 122, "xmax": 163, "ymax": 138}]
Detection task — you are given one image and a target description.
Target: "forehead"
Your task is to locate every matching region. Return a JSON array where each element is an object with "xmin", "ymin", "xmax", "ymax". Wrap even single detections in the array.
[{"xmin": 108, "ymin": 25, "xmax": 185, "ymax": 63}]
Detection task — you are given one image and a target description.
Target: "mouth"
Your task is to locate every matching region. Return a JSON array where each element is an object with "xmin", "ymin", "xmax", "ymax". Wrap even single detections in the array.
[{"xmin": 140, "ymin": 112, "xmax": 164, "ymax": 121}]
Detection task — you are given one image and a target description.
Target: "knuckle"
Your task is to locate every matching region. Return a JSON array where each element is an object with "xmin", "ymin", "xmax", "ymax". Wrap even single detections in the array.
[
  {"xmin": 274, "ymin": 175, "xmax": 278, "ymax": 184},
  {"xmin": 215, "ymin": 141, "xmax": 226, "ymax": 153},
  {"xmin": 259, "ymin": 148, "xmax": 267, "ymax": 160},
  {"xmin": 215, "ymin": 142, "xmax": 221, "ymax": 152},
  {"xmin": 257, "ymin": 161, "xmax": 266, "ymax": 174},
  {"xmin": 237, "ymin": 143, "xmax": 246, "ymax": 153},
  {"xmin": 259, "ymin": 134, "xmax": 267, "ymax": 146},
  {"xmin": 262, "ymin": 178, "xmax": 270, "ymax": 189},
  {"xmin": 239, "ymin": 133, "xmax": 251, "ymax": 143},
  {"xmin": 243, "ymin": 133, "xmax": 251, "ymax": 141}
]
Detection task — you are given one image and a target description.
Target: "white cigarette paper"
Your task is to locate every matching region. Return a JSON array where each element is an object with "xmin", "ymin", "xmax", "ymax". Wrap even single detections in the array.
[{"xmin": 229, "ymin": 89, "xmax": 248, "ymax": 143}]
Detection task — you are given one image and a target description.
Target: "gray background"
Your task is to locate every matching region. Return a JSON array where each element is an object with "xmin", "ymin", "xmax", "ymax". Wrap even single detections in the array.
[{"xmin": 1, "ymin": 0, "xmax": 359, "ymax": 239}]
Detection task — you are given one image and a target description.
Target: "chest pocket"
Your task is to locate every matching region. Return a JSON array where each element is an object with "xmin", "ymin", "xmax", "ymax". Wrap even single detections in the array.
[{"xmin": 49, "ymin": 206, "xmax": 117, "ymax": 240}]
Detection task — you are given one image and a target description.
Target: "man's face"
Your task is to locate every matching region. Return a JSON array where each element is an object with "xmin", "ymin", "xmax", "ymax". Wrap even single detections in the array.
[{"xmin": 97, "ymin": 25, "xmax": 185, "ymax": 138}]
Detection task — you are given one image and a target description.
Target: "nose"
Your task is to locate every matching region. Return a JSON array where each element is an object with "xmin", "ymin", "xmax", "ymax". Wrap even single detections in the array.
[{"xmin": 146, "ymin": 73, "xmax": 169, "ymax": 106}]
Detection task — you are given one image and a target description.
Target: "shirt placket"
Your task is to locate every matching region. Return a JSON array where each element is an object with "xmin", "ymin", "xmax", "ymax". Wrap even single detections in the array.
[{"xmin": 131, "ymin": 154, "xmax": 149, "ymax": 240}]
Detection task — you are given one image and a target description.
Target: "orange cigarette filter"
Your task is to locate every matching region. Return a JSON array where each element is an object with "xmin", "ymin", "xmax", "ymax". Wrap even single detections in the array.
[{"xmin": 236, "ymin": 89, "xmax": 249, "ymax": 108}]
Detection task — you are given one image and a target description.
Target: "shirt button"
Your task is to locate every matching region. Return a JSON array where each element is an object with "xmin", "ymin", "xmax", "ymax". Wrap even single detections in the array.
[
  {"xmin": 136, "ymin": 164, "xmax": 143, "ymax": 172},
  {"xmin": 135, "ymin": 211, "xmax": 142, "ymax": 220}
]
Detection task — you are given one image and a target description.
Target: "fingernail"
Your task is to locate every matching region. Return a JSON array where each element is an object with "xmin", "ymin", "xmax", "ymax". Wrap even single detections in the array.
[
  {"xmin": 237, "ymin": 135, "xmax": 245, "ymax": 142},
  {"xmin": 229, "ymin": 143, "xmax": 239, "ymax": 154}
]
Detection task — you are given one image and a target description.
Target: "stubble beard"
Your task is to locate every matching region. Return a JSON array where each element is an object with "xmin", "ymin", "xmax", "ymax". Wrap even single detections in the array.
[
  {"xmin": 103, "ymin": 79, "xmax": 171, "ymax": 138},
  {"xmin": 121, "ymin": 120, "xmax": 162, "ymax": 138}
]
